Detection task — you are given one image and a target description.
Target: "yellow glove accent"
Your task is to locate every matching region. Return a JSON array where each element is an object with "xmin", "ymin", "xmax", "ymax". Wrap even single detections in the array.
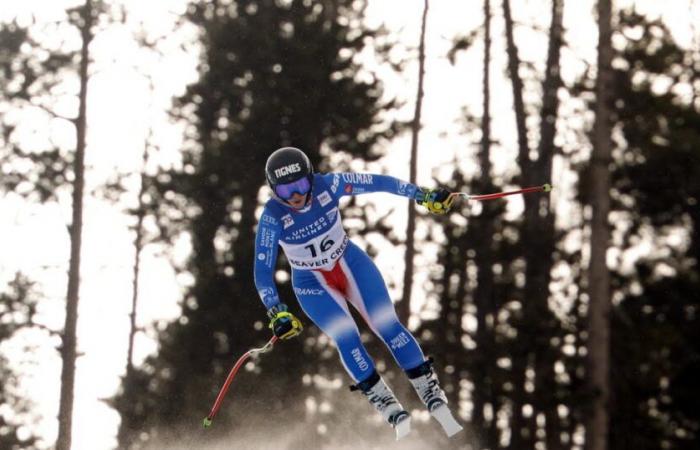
[
  {"xmin": 269, "ymin": 311, "xmax": 303, "ymax": 340},
  {"xmin": 417, "ymin": 188, "xmax": 456, "ymax": 215}
]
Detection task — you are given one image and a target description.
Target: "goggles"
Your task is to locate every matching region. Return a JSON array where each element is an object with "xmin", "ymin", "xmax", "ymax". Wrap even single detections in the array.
[{"xmin": 275, "ymin": 177, "xmax": 311, "ymax": 200}]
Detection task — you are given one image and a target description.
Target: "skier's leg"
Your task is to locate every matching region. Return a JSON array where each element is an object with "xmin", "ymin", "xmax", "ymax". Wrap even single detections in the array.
[
  {"xmin": 337, "ymin": 243, "xmax": 462, "ymax": 436},
  {"xmin": 350, "ymin": 370, "xmax": 411, "ymax": 439},
  {"xmin": 404, "ymin": 357, "xmax": 449, "ymax": 410},
  {"xmin": 292, "ymin": 268, "xmax": 409, "ymax": 437},
  {"xmin": 406, "ymin": 357, "xmax": 463, "ymax": 436},
  {"xmin": 292, "ymin": 268, "xmax": 374, "ymax": 382},
  {"xmin": 337, "ymin": 242, "xmax": 425, "ymax": 370}
]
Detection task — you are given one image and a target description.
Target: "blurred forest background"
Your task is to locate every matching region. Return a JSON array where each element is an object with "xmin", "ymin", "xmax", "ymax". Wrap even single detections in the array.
[{"xmin": 1, "ymin": 0, "xmax": 698, "ymax": 449}]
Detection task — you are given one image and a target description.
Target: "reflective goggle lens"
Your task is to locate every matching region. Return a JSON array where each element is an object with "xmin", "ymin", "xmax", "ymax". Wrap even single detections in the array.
[{"xmin": 275, "ymin": 177, "xmax": 311, "ymax": 200}]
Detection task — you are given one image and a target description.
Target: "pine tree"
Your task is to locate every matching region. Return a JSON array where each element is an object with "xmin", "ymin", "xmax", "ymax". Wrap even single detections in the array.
[
  {"xmin": 56, "ymin": 3, "xmax": 97, "ymax": 449},
  {"xmin": 502, "ymin": 0, "xmax": 565, "ymax": 447},
  {"xmin": 114, "ymin": 1, "xmax": 398, "ymax": 447},
  {"xmin": 0, "ymin": 3, "xmax": 103, "ymax": 449},
  {"xmin": 470, "ymin": 0, "xmax": 499, "ymax": 446},
  {"xmin": 586, "ymin": 1, "xmax": 613, "ymax": 449},
  {"xmin": 607, "ymin": 10, "xmax": 700, "ymax": 449},
  {"xmin": 400, "ymin": 0, "xmax": 429, "ymax": 324},
  {"xmin": 574, "ymin": 8, "xmax": 700, "ymax": 449}
]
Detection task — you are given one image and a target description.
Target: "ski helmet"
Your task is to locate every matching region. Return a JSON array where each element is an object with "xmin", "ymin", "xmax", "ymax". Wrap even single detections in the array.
[{"xmin": 265, "ymin": 147, "xmax": 314, "ymax": 202}]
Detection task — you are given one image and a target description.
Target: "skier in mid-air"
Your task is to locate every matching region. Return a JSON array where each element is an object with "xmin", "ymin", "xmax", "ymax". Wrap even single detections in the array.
[{"xmin": 254, "ymin": 147, "xmax": 463, "ymax": 439}]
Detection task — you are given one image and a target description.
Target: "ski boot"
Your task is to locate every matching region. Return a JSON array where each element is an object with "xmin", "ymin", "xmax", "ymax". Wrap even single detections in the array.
[
  {"xmin": 406, "ymin": 357, "xmax": 463, "ymax": 437},
  {"xmin": 351, "ymin": 370, "xmax": 411, "ymax": 440}
]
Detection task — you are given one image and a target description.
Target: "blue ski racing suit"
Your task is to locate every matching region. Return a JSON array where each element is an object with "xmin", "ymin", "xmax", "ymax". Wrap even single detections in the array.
[{"xmin": 254, "ymin": 173, "xmax": 427, "ymax": 382}]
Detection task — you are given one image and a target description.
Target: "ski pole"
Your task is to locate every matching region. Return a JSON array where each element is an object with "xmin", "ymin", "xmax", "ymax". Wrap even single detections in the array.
[
  {"xmin": 450, "ymin": 183, "xmax": 552, "ymax": 202},
  {"xmin": 203, "ymin": 335, "xmax": 278, "ymax": 428}
]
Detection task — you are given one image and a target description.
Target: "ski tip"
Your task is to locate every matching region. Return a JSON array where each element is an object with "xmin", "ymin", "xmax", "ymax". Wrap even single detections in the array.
[
  {"xmin": 445, "ymin": 423, "xmax": 464, "ymax": 438},
  {"xmin": 394, "ymin": 415, "xmax": 411, "ymax": 441},
  {"xmin": 543, "ymin": 183, "xmax": 553, "ymax": 192},
  {"xmin": 203, "ymin": 417, "xmax": 213, "ymax": 429},
  {"xmin": 430, "ymin": 404, "xmax": 463, "ymax": 438}
]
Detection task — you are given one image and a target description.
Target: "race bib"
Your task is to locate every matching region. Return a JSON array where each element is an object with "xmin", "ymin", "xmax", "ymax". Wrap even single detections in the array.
[{"xmin": 279, "ymin": 211, "xmax": 348, "ymax": 270}]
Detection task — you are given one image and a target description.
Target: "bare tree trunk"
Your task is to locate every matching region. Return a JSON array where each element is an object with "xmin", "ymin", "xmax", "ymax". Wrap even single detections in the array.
[
  {"xmin": 126, "ymin": 135, "xmax": 151, "ymax": 376},
  {"xmin": 503, "ymin": 1, "xmax": 564, "ymax": 448},
  {"xmin": 529, "ymin": 2, "xmax": 564, "ymax": 449},
  {"xmin": 57, "ymin": 2, "xmax": 93, "ymax": 450},
  {"xmin": 471, "ymin": 1, "xmax": 499, "ymax": 447},
  {"xmin": 502, "ymin": 2, "xmax": 532, "ymax": 446},
  {"xmin": 586, "ymin": 1, "xmax": 613, "ymax": 449},
  {"xmin": 502, "ymin": 0, "xmax": 531, "ymax": 185},
  {"xmin": 400, "ymin": 0, "xmax": 428, "ymax": 324}
]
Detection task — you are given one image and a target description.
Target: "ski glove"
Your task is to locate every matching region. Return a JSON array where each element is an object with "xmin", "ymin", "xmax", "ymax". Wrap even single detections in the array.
[
  {"xmin": 267, "ymin": 303, "xmax": 303, "ymax": 340},
  {"xmin": 415, "ymin": 187, "xmax": 455, "ymax": 215}
]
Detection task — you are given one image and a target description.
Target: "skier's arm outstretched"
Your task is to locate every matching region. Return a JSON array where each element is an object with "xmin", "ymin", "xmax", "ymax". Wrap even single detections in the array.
[
  {"xmin": 322, "ymin": 172, "xmax": 455, "ymax": 214},
  {"xmin": 253, "ymin": 207, "xmax": 303, "ymax": 340}
]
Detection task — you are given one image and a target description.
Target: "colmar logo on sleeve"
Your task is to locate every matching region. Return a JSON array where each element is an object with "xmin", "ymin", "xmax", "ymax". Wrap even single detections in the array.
[{"xmin": 341, "ymin": 173, "xmax": 373, "ymax": 184}]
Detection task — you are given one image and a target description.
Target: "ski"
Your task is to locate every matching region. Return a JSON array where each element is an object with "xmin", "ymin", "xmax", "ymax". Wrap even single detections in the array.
[
  {"xmin": 430, "ymin": 403, "xmax": 463, "ymax": 437},
  {"xmin": 393, "ymin": 412, "xmax": 411, "ymax": 440}
]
